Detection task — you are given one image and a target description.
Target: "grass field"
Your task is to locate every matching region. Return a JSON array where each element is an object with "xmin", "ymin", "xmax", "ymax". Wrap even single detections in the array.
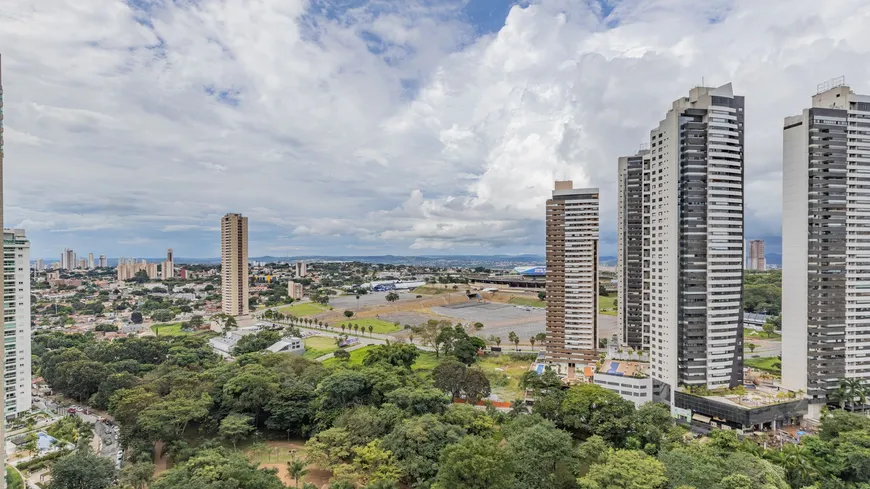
[
  {"xmin": 277, "ymin": 302, "xmax": 329, "ymax": 317},
  {"xmin": 744, "ymin": 328, "xmax": 781, "ymax": 341},
  {"xmin": 508, "ymin": 297, "xmax": 546, "ymax": 308},
  {"xmin": 745, "ymin": 356, "xmax": 782, "ymax": 376},
  {"xmin": 477, "ymin": 354, "xmax": 536, "ymax": 401},
  {"xmin": 322, "ymin": 345, "xmax": 374, "ymax": 366},
  {"xmin": 302, "ymin": 336, "xmax": 339, "ymax": 360},
  {"xmin": 332, "ymin": 317, "xmax": 401, "ymax": 334},
  {"xmin": 413, "ymin": 286, "xmax": 447, "ymax": 295},
  {"xmin": 411, "ymin": 351, "xmax": 440, "ymax": 371},
  {"xmin": 151, "ymin": 323, "xmax": 188, "ymax": 336},
  {"xmin": 6, "ymin": 465, "xmax": 23, "ymax": 489},
  {"xmin": 599, "ymin": 295, "xmax": 617, "ymax": 316},
  {"xmin": 322, "ymin": 346, "xmax": 439, "ymax": 370}
]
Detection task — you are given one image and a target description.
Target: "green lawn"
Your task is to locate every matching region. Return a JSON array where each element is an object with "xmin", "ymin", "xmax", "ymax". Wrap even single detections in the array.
[
  {"xmin": 509, "ymin": 297, "xmax": 546, "ymax": 308},
  {"xmin": 322, "ymin": 345, "xmax": 438, "ymax": 369},
  {"xmin": 151, "ymin": 322, "xmax": 188, "ymax": 336},
  {"xmin": 322, "ymin": 345, "xmax": 374, "ymax": 366},
  {"xmin": 302, "ymin": 336, "xmax": 339, "ymax": 360},
  {"xmin": 6, "ymin": 465, "xmax": 23, "ymax": 489},
  {"xmin": 277, "ymin": 302, "xmax": 329, "ymax": 317},
  {"xmin": 411, "ymin": 351, "xmax": 440, "ymax": 371},
  {"xmin": 744, "ymin": 328, "xmax": 781, "ymax": 341},
  {"xmin": 745, "ymin": 356, "xmax": 782, "ymax": 376},
  {"xmin": 477, "ymin": 355, "xmax": 536, "ymax": 401},
  {"xmin": 333, "ymin": 317, "xmax": 401, "ymax": 334},
  {"xmin": 599, "ymin": 295, "xmax": 617, "ymax": 316},
  {"xmin": 413, "ymin": 286, "xmax": 446, "ymax": 295}
]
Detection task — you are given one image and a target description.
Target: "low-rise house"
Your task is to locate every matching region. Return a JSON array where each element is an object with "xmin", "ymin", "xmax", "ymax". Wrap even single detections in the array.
[{"xmin": 266, "ymin": 337, "xmax": 305, "ymax": 355}]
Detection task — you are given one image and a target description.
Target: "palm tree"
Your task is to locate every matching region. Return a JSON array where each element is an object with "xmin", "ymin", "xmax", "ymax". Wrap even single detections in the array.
[
  {"xmin": 529, "ymin": 336, "xmax": 536, "ymax": 349},
  {"xmin": 341, "ymin": 324, "xmax": 346, "ymax": 333},
  {"xmin": 843, "ymin": 378, "xmax": 867, "ymax": 411},
  {"xmin": 286, "ymin": 458, "xmax": 309, "ymax": 488},
  {"xmin": 408, "ymin": 334, "xmax": 414, "ymax": 344},
  {"xmin": 508, "ymin": 331, "xmax": 519, "ymax": 351},
  {"xmin": 495, "ymin": 337, "xmax": 502, "ymax": 348},
  {"xmin": 368, "ymin": 325, "xmax": 374, "ymax": 336},
  {"xmin": 766, "ymin": 444, "xmax": 820, "ymax": 488}
]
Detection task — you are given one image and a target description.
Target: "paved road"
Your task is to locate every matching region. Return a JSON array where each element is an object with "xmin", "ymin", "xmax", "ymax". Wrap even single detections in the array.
[{"xmin": 36, "ymin": 398, "xmax": 121, "ymax": 463}]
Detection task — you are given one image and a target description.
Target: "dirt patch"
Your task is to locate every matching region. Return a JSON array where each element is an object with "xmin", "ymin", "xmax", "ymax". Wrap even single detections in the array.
[
  {"xmin": 249, "ymin": 440, "xmax": 332, "ymax": 488},
  {"xmin": 314, "ymin": 291, "xmax": 470, "ymax": 327},
  {"xmin": 262, "ymin": 462, "xmax": 331, "ymax": 488},
  {"xmin": 153, "ymin": 440, "xmax": 169, "ymax": 475}
]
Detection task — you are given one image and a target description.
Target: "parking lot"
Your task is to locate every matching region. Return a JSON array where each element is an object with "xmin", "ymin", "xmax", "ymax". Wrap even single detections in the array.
[{"xmin": 431, "ymin": 302, "xmax": 545, "ymax": 341}]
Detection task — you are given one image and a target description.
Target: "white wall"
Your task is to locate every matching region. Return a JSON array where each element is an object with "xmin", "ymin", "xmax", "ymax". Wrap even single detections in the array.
[{"xmin": 781, "ymin": 112, "xmax": 809, "ymax": 395}]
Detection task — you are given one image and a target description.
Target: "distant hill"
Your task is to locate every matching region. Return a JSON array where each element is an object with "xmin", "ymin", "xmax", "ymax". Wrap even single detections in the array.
[{"xmin": 600, "ymin": 256, "xmax": 617, "ymax": 266}]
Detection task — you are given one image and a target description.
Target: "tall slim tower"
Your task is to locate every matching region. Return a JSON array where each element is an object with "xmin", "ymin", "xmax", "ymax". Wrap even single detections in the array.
[
  {"xmin": 544, "ymin": 182, "xmax": 599, "ymax": 375},
  {"xmin": 99, "ymin": 254, "xmax": 107, "ymax": 268},
  {"xmin": 221, "ymin": 213, "xmax": 249, "ymax": 316},
  {"xmin": 782, "ymin": 82, "xmax": 870, "ymax": 419},
  {"xmin": 3, "ymin": 230, "xmax": 32, "ymax": 417},
  {"xmin": 87, "ymin": 252, "xmax": 94, "ymax": 270},
  {"xmin": 617, "ymin": 150, "xmax": 648, "ymax": 350},
  {"xmin": 163, "ymin": 248, "xmax": 174, "ymax": 280},
  {"xmin": 748, "ymin": 240, "xmax": 765, "ymax": 270},
  {"xmin": 1, "ymin": 51, "xmax": 6, "ymax": 489},
  {"xmin": 643, "ymin": 84, "xmax": 745, "ymax": 404}
]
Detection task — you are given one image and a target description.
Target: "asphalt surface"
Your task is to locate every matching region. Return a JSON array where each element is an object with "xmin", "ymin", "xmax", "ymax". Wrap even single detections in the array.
[{"xmin": 38, "ymin": 397, "xmax": 121, "ymax": 464}]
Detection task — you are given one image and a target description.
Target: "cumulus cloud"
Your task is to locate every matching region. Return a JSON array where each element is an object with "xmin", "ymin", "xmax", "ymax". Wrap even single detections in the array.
[{"xmin": 2, "ymin": 0, "xmax": 870, "ymax": 257}]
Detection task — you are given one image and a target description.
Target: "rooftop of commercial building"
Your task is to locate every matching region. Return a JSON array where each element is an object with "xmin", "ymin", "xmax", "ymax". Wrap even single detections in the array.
[{"xmin": 681, "ymin": 381, "xmax": 802, "ymax": 409}]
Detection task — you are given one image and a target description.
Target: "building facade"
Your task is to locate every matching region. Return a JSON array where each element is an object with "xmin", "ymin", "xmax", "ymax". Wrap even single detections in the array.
[
  {"xmin": 60, "ymin": 249, "xmax": 75, "ymax": 271},
  {"xmin": 295, "ymin": 261, "xmax": 307, "ymax": 277},
  {"xmin": 163, "ymin": 248, "xmax": 174, "ymax": 280},
  {"xmin": 748, "ymin": 240, "xmax": 765, "ymax": 270},
  {"xmin": 87, "ymin": 253, "xmax": 94, "ymax": 270},
  {"xmin": 99, "ymin": 255, "xmax": 107, "ymax": 268},
  {"xmin": 642, "ymin": 84, "xmax": 745, "ymax": 404},
  {"xmin": 544, "ymin": 182, "xmax": 599, "ymax": 375},
  {"xmin": 117, "ymin": 261, "xmax": 159, "ymax": 281},
  {"xmin": 617, "ymin": 151, "xmax": 648, "ymax": 350},
  {"xmin": 1, "ymin": 54, "xmax": 6, "ymax": 483},
  {"xmin": 221, "ymin": 213, "xmax": 249, "ymax": 316},
  {"xmin": 288, "ymin": 281, "xmax": 304, "ymax": 300},
  {"xmin": 782, "ymin": 83, "xmax": 870, "ymax": 418},
  {"xmin": 4, "ymin": 229, "xmax": 32, "ymax": 417}
]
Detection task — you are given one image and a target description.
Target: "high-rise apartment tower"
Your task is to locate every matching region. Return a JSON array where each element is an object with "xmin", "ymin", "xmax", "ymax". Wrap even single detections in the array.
[
  {"xmin": 748, "ymin": 240, "xmax": 765, "ymax": 270},
  {"xmin": 163, "ymin": 248, "xmax": 174, "ymax": 280},
  {"xmin": 544, "ymin": 182, "xmax": 599, "ymax": 376},
  {"xmin": 99, "ymin": 255, "xmax": 107, "ymax": 268},
  {"xmin": 87, "ymin": 253, "xmax": 94, "ymax": 270},
  {"xmin": 642, "ymin": 84, "xmax": 745, "ymax": 404},
  {"xmin": 221, "ymin": 213, "xmax": 249, "ymax": 316},
  {"xmin": 1, "ymin": 52, "xmax": 7, "ymax": 489},
  {"xmin": 4, "ymin": 230, "xmax": 32, "ymax": 417},
  {"xmin": 618, "ymin": 151, "xmax": 648, "ymax": 350},
  {"xmin": 782, "ymin": 82, "xmax": 870, "ymax": 418}
]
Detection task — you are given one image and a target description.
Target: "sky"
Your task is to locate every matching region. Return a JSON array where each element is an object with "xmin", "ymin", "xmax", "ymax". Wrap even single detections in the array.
[{"xmin": 2, "ymin": 0, "xmax": 870, "ymax": 259}]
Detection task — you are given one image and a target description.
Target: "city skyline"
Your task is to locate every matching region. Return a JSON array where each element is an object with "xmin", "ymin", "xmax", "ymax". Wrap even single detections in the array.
[{"xmin": 0, "ymin": 1, "xmax": 865, "ymax": 258}]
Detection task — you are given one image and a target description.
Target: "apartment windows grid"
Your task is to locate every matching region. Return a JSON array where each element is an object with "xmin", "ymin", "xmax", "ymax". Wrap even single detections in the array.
[
  {"xmin": 783, "ymin": 83, "xmax": 870, "ymax": 419},
  {"xmin": 544, "ymin": 182, "xmax": 599, "ymax": 376},
  {"xmin": 641, "ymin": 84, "xmax": 745, "ymax": 406}
]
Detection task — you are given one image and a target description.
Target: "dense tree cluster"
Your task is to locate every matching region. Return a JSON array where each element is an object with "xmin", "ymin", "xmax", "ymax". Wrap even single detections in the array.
[
  {"xmin": 34, "ymin": 330, "xmax": 870, "ymax": 489},
  {"xmin": 744, "ymin": 270, "xmax": 782, "ymax": 315}
]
